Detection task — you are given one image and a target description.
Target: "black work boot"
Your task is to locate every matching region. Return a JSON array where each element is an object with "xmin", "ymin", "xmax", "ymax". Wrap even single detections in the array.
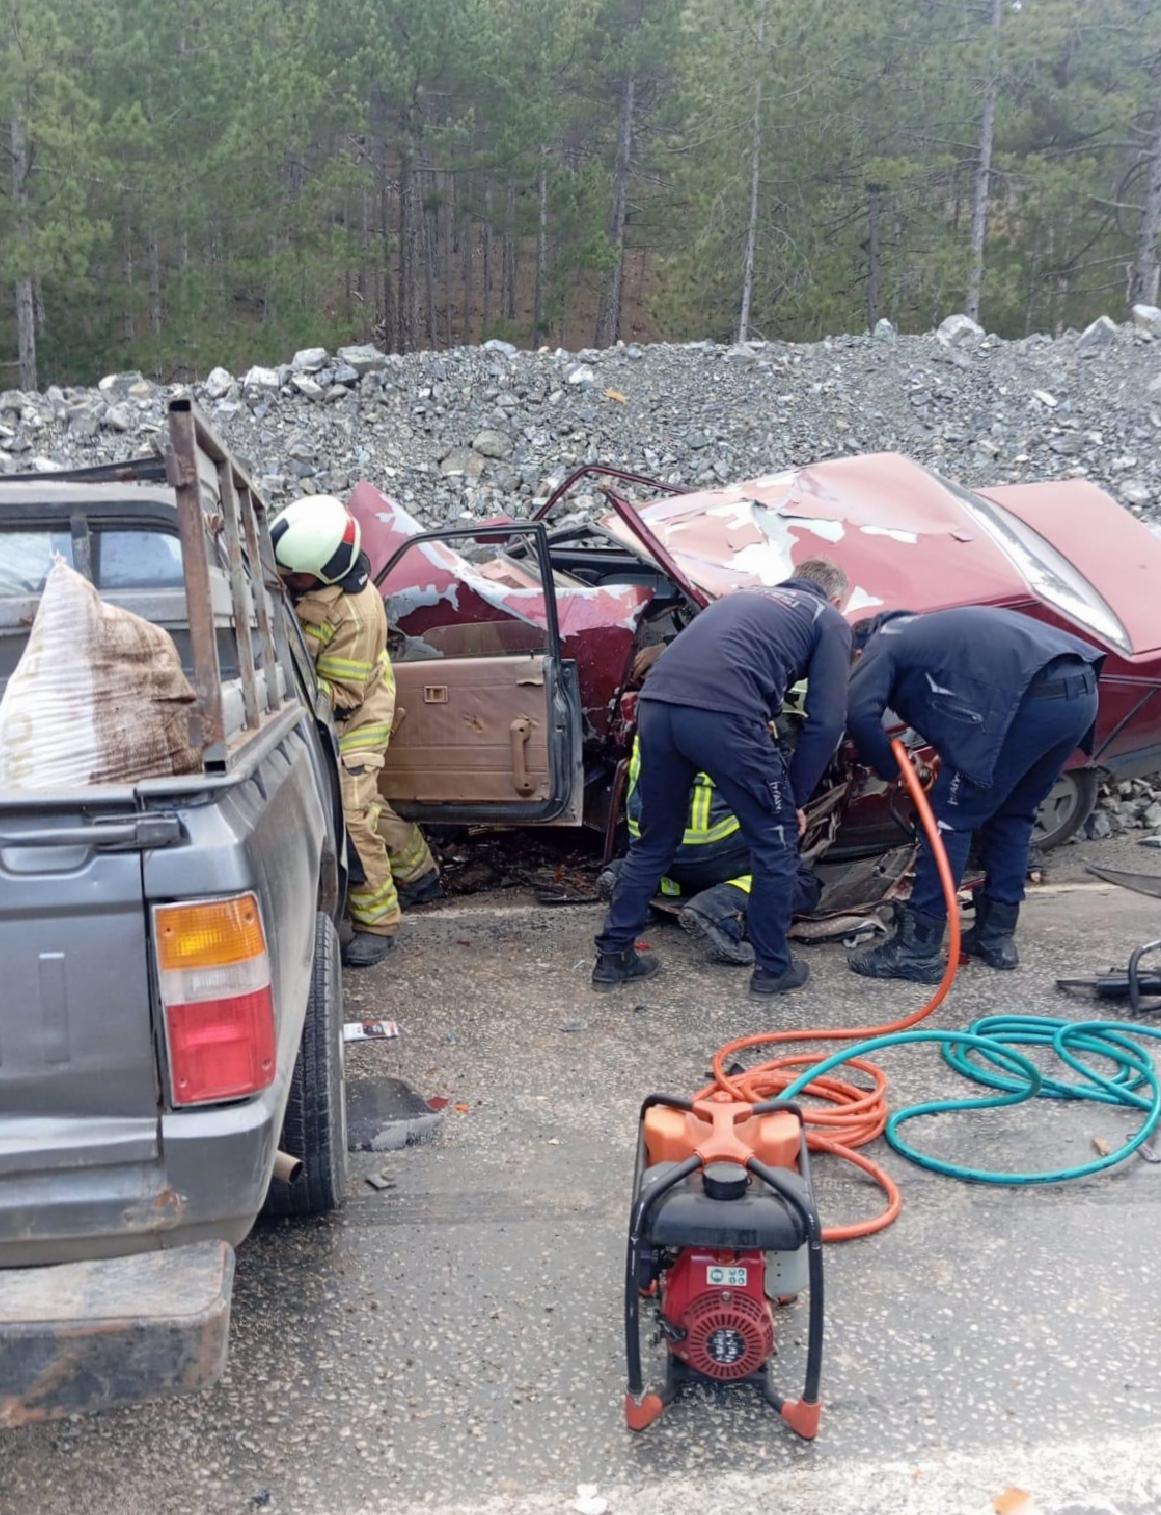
[
  {"xmin": 398, "ymin": 870, "xmax": 443, "ymax": 909},
  {"xmin": 591, "ymin": 948, "xmax": 661, "ymax": 992},
  {"xmin": 848, "ymin": 906, "xmax": 944, "ymax": 984},
  {"xmin": 679, "ymin": 899, "xmax": 754, "ymax": 966},
  {"xmin": 962, "ymin": 891, "xmax": 1020, "ymax": 970},
  {"xmin": 342, "ymin": 931, "xmax": 396, "ymax": 969},
  {"xmin": 750, "ymin": 959, "xmax": 810, "ymax": 996}
]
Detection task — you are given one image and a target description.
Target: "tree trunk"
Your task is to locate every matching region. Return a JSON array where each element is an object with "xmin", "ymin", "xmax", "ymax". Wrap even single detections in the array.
[
  {"xmin": 398, "ymin": 142, "xmax": 422, "ymax": 353},
  {"xmin": 358, "ymin": 185, "xmax": 372, "ymax": 318},
  {"xmin": 503, "ymin": 179, "xmax": 517, "ymax": 322},
  {"xmin": 737, "ymin": 5, "xmax": 765, "ymax": 343},
  {"xmin": 965, "ymin": 0, "xmax": 1001, "ymax": 324},
  {"xmin": 422, "ymin": 162, "xmax": 438, "ymax": 349},
  {"xmin": 14, "ymin": 275, "xmax": 35, "ymax": 392},
  {"xmin": 482, "ymin": 186, "xmax": 494, "ymax": 336},
  {"xmin": 123, "ymin": 225, "xmax": 137, "ymax": 344},
  {"xmin": 443, "ymin": 172, "xmax": 454, "ymax": 346},
  {"xmin": 11, "ymin": 114, "xmax": 36, "ymax": 390},
  {"xmin": 380, "ymin": 178, "xmax": 397, "ymax": 352},
  {"xmin": 866, "ymin": 183, "xmax": 882, "ymax": 330},
  {"xmin": 147, "ymin": 230, "xmax": 162, "ymax": 339},
  {"xmin": 595, "ymin": 65, "xmax": 637, "ymax": 347},
  {"xmin": 462, "ymin": 212, "xmax": 474, "ymax": 344},
  {"xmin": 532, "ymin": 148, "xmax": 549, "ymax": 347},
  {"xmin": 1129, "ymin": 72, "xmax": 1161, "ymax": 309}
]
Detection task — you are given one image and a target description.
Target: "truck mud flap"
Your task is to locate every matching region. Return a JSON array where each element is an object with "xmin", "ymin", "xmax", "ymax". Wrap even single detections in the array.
[{"xmin": 0, "ymin": 1240, "xmax": 233, "ymax": 1428}]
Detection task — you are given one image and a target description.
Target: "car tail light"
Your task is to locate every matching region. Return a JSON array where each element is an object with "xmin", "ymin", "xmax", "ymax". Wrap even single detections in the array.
[{"xmin": 153, "ymin": 893, "xmax": 276, "ymax": 1106}]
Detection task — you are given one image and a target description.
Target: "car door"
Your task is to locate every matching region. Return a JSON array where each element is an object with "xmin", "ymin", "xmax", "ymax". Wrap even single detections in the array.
[{"xmin": 373, "ymin": 522, "xmax": 583, "ymax": 826}]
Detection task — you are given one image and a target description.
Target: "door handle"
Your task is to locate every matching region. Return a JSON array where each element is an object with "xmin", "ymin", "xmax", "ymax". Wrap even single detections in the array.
[
  {"xmin": 509, "ymin": 717, "xmax": 534, "ymax": 796},
  {"xmin": 0, "ymin": 816, "xmax": 184, "ymax": 850}
]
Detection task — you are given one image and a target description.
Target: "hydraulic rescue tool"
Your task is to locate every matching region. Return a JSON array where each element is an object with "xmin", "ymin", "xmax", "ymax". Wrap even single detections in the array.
[{"xmin": 1056, "ymin": 863, "xmax": 1161, "ymax": 1014}]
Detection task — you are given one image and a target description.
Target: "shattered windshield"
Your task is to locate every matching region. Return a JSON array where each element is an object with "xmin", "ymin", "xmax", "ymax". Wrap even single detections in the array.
[{"xmin": 943, "ymin": 478, "xmax": 1132, "ymax": 655}]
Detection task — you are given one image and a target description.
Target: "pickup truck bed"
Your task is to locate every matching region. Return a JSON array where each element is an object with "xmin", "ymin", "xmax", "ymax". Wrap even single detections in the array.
[{"xmin": 0, "ymin": 402, "xmax": 346, "ymax": 1425}]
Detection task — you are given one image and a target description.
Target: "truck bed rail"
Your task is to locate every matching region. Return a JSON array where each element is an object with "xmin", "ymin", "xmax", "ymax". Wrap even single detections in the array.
[{"xmin": 165, "ymin": 398, "xmax": 287, "ymax": 769}]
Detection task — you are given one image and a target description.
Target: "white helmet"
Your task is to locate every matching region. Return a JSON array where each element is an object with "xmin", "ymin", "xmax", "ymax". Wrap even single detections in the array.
[{"xmin": 270, "ymin": 495, "xmax": 362, "ymax": 584}]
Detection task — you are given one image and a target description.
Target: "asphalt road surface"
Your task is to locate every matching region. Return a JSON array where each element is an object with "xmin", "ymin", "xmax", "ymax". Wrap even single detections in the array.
[{"xmin": 4, "ymin": 838, "xmax": 1161, "ymax": 1515}]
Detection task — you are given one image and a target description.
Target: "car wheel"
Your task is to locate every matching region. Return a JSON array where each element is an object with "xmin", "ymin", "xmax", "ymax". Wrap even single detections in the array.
[
  {"xmin": 264, "ymin": 913, "xmax": 348, "ymax": 1218},
  {"xmin": 1033, "ymin": 768, "xmax": 1100, "ymax": 850}
]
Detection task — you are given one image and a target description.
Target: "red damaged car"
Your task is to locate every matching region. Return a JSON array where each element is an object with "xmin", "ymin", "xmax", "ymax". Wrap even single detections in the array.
[{"xmin": 348, "ymin": 454, "xmax": 1161, "ymax": 864}]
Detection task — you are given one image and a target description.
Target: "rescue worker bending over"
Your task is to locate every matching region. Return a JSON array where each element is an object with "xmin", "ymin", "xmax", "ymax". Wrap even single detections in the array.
[
  {"xmin": 846, "ymin": 605, "xmax": 1102, "ymax": 982},
  {"xmin": 610, "ymin": 733, "xmax": 822, "ymax": 963},
  {"xmin": 593, "ymin": 558, "xmax": 852, "ymax": 998},
  {"xmin": 271, "ymin": 495, "xmax": 440, "ymax": 969}
]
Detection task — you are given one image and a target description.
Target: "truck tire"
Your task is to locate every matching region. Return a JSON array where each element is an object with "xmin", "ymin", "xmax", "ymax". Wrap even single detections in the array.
[
  {"xmin": 1033, "ymin": 768, "xmax": 1100, "ymax": 851},
  {"xmin": 264, "ymin": 913, "xmax": 348, "ymax": 1219}
]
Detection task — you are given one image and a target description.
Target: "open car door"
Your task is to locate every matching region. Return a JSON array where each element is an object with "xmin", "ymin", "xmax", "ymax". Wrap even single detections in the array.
[{"xmin": 373, "ymin": 523, "xmax": 583, "ymax": 826}]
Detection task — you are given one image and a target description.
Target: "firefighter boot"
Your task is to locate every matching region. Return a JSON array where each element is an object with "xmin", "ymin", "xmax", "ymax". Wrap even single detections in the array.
[
  {"xmin": 848, "ymin": 905, "xmax": 944, "ymax": 984},
  {"xmin": 679, "ymin": 884, "xmax": 754, "ymax": 966},
  {"xmin": 398, "ymin": 870, "xmax": 443, "ymax": 909},
  {"xmin": 342, "ymin": 931, "xmax": 396, "ymax": 969},
  {"xmin": 962, "ymin": 891, "xmax": 1020, "ymax": 970},
  {"xmin": 750, "ymin": 959, "xmax": 810, "ymax": 996},
  {"xmin": 591, "ymin": 948, "xmax": 661, "ymax": 992}
]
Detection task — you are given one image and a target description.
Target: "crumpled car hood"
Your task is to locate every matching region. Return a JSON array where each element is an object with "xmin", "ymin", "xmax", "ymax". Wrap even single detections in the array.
[{"xmin": 601, "ymin": 453, "xmax": 1030, "ymax": 617}]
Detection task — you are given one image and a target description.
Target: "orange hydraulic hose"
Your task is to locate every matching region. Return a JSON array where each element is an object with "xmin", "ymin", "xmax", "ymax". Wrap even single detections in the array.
[{"xmin": 697, "ymin": 738, "xmax": 961, "ymax": 1242}]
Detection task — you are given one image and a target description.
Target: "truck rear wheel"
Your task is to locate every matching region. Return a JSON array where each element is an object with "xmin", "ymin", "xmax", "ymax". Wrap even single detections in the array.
[{"xmin": 264, "ymin": 913, "xmax": 348, "ymax": 1218}]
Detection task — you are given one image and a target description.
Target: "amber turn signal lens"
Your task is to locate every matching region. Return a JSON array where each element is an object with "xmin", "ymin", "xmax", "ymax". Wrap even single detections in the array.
[{"xmin": 154, "ymin": 893, "xmax": 266, "ymax": 971}]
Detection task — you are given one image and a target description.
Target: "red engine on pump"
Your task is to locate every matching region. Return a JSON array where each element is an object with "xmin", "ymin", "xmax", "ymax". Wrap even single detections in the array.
[
  {"xmin": 661, "ymin": 1248, "xmax": 775, "ymax": 1382},
  {"xmin": 624, "ymin": 1094, "xmax": 824, "ymax": 1438}
]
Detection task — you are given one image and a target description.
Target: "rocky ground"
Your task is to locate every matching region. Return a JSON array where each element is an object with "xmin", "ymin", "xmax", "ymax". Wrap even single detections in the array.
[{"xmin": 5, "ymin": 309, "xmax": 1161, "ymax": 837}]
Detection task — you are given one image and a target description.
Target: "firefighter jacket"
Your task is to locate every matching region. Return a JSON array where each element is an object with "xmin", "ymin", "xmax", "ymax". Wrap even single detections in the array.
[{"xmin": 292, "ymin": 578, "xmax": 396, "ymax": 760}]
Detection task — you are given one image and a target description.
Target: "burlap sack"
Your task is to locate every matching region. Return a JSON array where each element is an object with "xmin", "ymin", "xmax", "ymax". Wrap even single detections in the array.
[{"xmin": 0, "ymin": 560, "xmax": 201, "ymax": 788}]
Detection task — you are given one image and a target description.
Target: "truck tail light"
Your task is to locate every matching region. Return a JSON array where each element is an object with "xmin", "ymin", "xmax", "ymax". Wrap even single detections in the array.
[{"xmin": 153, "ymin": 893, "xmax": 276, "ymax": 1106}]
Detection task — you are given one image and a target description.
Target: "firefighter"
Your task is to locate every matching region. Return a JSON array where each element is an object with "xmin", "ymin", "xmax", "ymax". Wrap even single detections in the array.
[
  {"xmin": 845, "ymin": 605, "xmax": 1102, "ymax": 982},
  {"xmin": 605, "ymin": 729, "xmax": 823, "ymax": 963},
  {"xmin": 604, "ymin": 680, "xmax": 822, "ymax": 963},
  {"xmin": 271, "ymin": 495, "xmax": 440, "ymax": 968},
  {"xmin": 592, "ymin": 559, "xmax": 852, "ymax": 997}
]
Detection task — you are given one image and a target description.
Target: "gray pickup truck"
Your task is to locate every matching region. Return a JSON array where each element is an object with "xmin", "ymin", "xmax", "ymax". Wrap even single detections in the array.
[{"xmin": 0, "ymin": 399, "xmax": 347, "ymax": 1426}]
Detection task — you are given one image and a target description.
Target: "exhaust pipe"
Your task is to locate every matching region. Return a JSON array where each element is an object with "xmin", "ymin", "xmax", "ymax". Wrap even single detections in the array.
[{"xmin": 272, "ymin": 1149, "xmax": 303, "ymax": 1184}]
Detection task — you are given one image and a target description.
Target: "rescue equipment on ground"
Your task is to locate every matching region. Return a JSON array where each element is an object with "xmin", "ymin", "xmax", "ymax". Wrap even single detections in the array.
[
  {"xmin": 1056, "ymin": 862, "xmax": 1161, "ymax": 1013},
  {"xmin": 624, "ymin": 740, "xmax": 1161, "ymax": 1440}
]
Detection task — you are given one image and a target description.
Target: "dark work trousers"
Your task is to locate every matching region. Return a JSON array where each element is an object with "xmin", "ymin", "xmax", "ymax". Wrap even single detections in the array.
[
  {"xmin": 596, "ymin": 700, "xmax": 801, "ymax": 974},
  {"xmin": 911, "ymin": 663, "xmax": 1099, "ymax": 919}
]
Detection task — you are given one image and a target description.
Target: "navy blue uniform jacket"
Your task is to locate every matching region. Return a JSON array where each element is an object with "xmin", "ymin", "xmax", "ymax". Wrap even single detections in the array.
[
  {"xmin": 847, "ymin": 606, "xmax": 1103, "ymax": 788},
  {"xmin": 640, "ymin": 579, "xmax": 852, "ymax": 805}
]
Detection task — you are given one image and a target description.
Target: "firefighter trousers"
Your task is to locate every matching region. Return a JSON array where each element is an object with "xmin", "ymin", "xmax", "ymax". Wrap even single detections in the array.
[{"xmin": 340, "ymin": 758, "xmax": 436, "ymax": 935}]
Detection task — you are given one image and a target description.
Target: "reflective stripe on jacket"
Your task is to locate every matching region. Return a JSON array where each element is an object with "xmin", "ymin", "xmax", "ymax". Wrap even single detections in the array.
[{"xmin": 293, "ymin": 580, "xmax": 396, "ymax": 758}]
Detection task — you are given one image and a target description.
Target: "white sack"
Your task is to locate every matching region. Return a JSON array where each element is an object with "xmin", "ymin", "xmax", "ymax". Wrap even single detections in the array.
[{"xmin": 0, "ymin": 559, "xmax": 200, "ymax": 789}]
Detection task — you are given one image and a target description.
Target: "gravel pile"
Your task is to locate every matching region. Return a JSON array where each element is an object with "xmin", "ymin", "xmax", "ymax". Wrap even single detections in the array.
[
  {"xmin": 3, "ymin": 310, "xmax": 1160, "ymax": 825},
  {"xmin": 4, "ymin": 313, "xmax": 1161, "ymax": 528},
  {"xmin": 1090, "ymin": 780, "xmax": 1161, "ymax": 841}
]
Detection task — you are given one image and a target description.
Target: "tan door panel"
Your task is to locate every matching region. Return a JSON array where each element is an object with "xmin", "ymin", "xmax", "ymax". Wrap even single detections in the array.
[{"xmin": 381, "ymin": 654, "xmax": 553, "ymax": 805}]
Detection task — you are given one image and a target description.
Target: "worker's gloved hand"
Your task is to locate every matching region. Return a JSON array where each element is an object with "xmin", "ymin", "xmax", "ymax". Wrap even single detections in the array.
[
  {"xmin": 897, "ymin": 748, "xmax": 936, "ymax": 790},
  {"xmin": 797, "ymin": 808, "xmax": 807, "ymax": 837}
]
